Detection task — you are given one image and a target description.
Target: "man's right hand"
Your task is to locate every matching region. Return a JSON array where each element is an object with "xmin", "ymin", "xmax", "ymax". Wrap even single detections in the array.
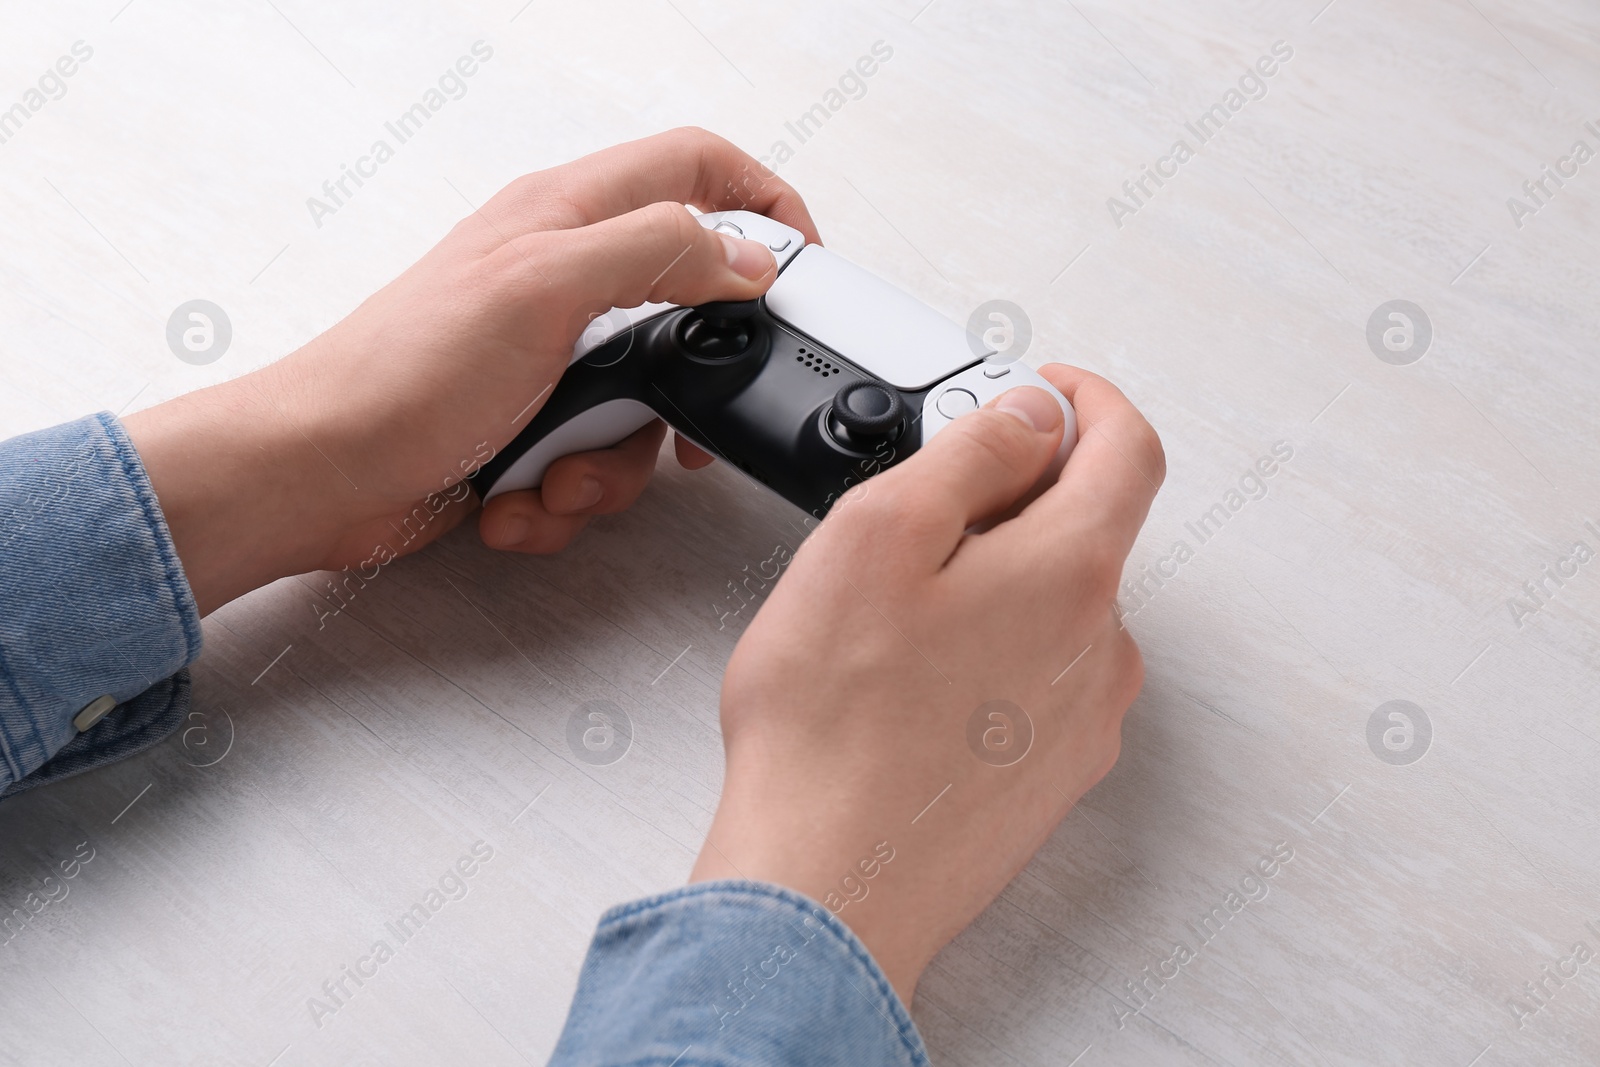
[{"xmin": 690, "ymin": 365, "xmax": 1165, "ymax": 1003}]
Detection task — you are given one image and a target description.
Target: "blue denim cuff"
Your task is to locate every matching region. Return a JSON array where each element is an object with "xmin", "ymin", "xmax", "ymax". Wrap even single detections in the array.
[
  {"xmin": 550, "ymin": 880, "xmax": 930, "ymax": 1067},
  {"xmin": 0, "ymin": 412, "xmax": 202, "ymax": 795}
]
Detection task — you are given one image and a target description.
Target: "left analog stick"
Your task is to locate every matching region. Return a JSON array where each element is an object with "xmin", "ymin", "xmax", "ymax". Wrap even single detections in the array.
[{"xmin": 678, "ymin": 299, "xmax": 762, "ymax": 359}]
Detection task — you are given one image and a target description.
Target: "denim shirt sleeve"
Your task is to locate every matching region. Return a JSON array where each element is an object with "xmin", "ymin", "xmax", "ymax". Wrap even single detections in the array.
[
  {"xmin": 0, "ymin": 412, "xmax": 201, "ymax": 798},
  {"xmin": 549, "ymin": 880, "xmax": 930, "ymax": 1067}
]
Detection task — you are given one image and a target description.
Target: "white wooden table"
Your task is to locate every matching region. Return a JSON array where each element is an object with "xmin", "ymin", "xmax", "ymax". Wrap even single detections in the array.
[{"xmin": 2, "ymin": 1, "xmax": 1597, "ymax": 1063}]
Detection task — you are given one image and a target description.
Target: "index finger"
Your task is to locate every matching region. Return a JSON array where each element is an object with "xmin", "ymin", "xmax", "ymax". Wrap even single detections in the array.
[
  {"xmin": 474, "ymin": 127, "xmax": 821, "ymax": 245},
  {"xmin": 1013, "ymin": 365, "xmax": 1166, "ymax": 556}
]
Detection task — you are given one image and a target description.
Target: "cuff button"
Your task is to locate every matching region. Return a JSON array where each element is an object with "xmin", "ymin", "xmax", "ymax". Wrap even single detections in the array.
[{"xmin": 73, "ymin": 695, "xmax": 117, "ymax": 733}]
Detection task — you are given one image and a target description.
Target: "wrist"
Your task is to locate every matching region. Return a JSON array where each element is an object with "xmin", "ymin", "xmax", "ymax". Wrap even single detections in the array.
[
  {"xmin": 691, "ymin": 760, "xmax": 935, "ymax": 1003},
  {"xmin": 121, "ymin": 369, "xmax": 359, "ymax": 615}
]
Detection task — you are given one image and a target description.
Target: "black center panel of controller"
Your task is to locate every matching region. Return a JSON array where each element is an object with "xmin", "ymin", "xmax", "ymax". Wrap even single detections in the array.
[{"xmin": 469, "ymin": 300, "xmax": 928, "ymax": 518}]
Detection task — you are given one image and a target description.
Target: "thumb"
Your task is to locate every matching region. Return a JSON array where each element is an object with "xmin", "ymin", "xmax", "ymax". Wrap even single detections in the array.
[
  {"xmin": 870, "ymin": 386, "xmax": 1064, "ymax": 551},
  {"xmin": 532, "ymin": 202, "xmax": 776, "ymax": 324}
]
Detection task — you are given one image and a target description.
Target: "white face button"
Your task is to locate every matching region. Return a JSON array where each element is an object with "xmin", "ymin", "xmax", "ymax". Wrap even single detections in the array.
[{"xmin": 935, "ymin": 387, "xmax": 979, "ymax": 418}]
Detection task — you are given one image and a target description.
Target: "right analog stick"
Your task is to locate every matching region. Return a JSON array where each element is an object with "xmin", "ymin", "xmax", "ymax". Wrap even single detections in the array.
[{"xmin": 829, "ymin": 381, "xmax": 904, "ymax": 444}]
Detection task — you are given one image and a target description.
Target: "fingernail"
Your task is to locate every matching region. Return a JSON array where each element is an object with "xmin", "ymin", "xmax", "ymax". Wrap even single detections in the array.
[
  {"xmin": 566, "ymin": 476, "xmax": 604, "ymax": 512},
  {"xmin": 994, "ymin": 386, "xmax": 1063, "ymax": 433},
  {"xmin": 491, "ymin": 513, "xmax": 531, "ymax": 548},
  {"xmin": 721, "ymin": 233, "xmax": 774, "ymax": 280}
]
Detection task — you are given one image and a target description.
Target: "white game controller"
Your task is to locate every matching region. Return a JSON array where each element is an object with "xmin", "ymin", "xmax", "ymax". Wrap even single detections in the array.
[{"xmin": 472, "ymin": 210, "xmax": 1076, "ymax": 518}]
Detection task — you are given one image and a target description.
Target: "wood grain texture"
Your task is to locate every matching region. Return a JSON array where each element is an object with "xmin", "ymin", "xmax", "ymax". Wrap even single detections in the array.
[{"xmin": 1, "ymin": 1, "xmax": 1597, "ymax": 1064}]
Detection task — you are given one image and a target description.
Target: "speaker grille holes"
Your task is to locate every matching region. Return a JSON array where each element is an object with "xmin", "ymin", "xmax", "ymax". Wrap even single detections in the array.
[{"xmin": 795, "ymin": 347, "xmax": 838, "ymax": 376}]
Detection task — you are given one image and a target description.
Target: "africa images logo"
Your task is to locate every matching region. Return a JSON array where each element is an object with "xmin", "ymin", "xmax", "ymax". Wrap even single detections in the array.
[
  {"xmin": 1366, "ymin": 701, "xmax": 1430, "ymax": 766},
  {"xmin": 566, "ymin": 700, "xmax": 632, "ymax": 766},
  {"xmin": 306, "ymin": 842, "xmax": 495, "ymax": 1029},
  {"xmin": 166, "ymin": 300, "xmax": 232, "ymax": 365},
  {"xmin": 1111, "ymin": 841, "xmax": 1295, "ymax": 1029},
  {"xmin": 305, "ymin": 42, "xmax": 494, "ymax": 228},
  {"xmin": 1106, "ymin": 41, "xmax": 1294, "ymax": 229},
  {"xmin": 0, "ymin": 41, "xmax": 94, "ymax": 149}
]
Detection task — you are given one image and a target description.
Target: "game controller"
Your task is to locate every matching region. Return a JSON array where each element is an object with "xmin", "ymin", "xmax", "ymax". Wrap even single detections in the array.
[{"xmin": 470, "ymin": 210, "xmax": 1077, "ymax": 518}]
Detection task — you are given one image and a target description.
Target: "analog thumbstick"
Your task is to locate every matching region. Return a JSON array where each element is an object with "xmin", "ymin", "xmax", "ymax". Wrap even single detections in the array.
[
  {"xmin": 829, "ymin": 381, "xmax": 904, "ymax": 442},
  {"xmin": 678, "ymin": 299, "xmax": 763, "ymax": 359}
]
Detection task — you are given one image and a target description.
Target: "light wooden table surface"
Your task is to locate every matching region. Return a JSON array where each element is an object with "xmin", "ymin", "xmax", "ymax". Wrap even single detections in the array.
[{"xmin": 2, "ymin": 1, "xmax": 1597, "ymax": 1064}]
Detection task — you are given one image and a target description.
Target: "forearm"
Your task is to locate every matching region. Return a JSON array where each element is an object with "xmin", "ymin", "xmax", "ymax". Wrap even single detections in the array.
[
  {"xmin": 121, "ymin": 373, "xmax": 334, "ymax": 616},
  {"xmin": 119, "ymin": 350, "xmax": 478, "ymax": 618}
]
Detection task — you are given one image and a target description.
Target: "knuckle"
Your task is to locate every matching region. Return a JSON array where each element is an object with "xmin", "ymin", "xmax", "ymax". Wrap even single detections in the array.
[
  {"xmin": 1089, "ymin": 725, "xmax": 1124, "ymax": 786},
  {"xmin": 1134, "ymin": 420, "xmax": 1167, "ymax": 486},
  {"xmin": 1088, "ymin": 568, "xmax": 1123, "ymax": 612},
  {"xmin": 631, "ymin": 204, "xmax": 703, "ymax": 295},
  {"xmin": 500, "ymin": 170, "xmax": 544, "ymax": 205},
  {"xmin": 666, "ymin": 124, "xmax": 714, "ymax": 147},
  {"xmin": 642, "ymin": 200, "xmax": 697, "ymax": 246},
  {"xmin": 476, "ymin": 241, "xmax": 553, "ymax": 304},
  {"xmin": 1078, "ymin": 538, "xmax": 1128, "ymax": 603},
  {"xmin": 1112, "ymin": 633, "xmax": 1146, "ymax": 709},
  {"xmin": 498, "ymin": 173, "xmax": 586, "ymax": 231},
  {"xmin": 667, "ymin": 124, "xmax": 734, "ymax": 159}
]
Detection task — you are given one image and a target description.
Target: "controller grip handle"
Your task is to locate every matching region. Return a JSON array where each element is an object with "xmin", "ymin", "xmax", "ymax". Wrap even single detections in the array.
[{"xmin": 479, "ymin": 399, "xmax": 659, "ymax": 501}]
